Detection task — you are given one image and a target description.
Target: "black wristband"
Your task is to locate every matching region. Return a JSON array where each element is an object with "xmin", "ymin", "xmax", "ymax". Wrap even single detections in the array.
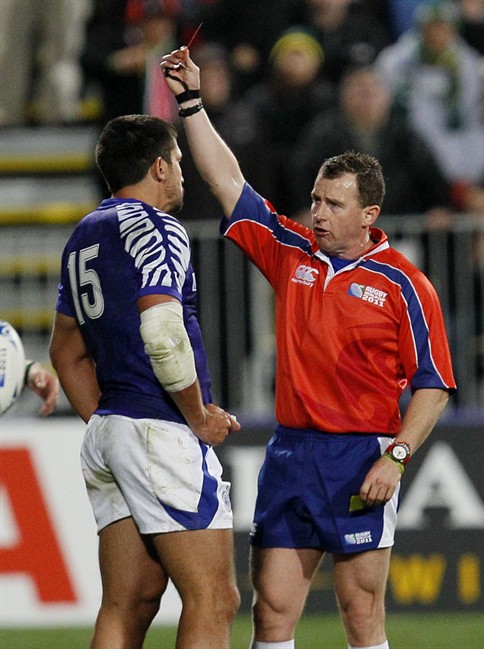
[
  {"xmin": 179, "ymin": 101, "xmax": 203, "ymax": 118},
  {"xmin": 175, "ymin": 89, "xmax": 201, "ymax": 104},
  {"xmin": 24, "ymin": 360, "xmax": 36, "ymax": 386}
]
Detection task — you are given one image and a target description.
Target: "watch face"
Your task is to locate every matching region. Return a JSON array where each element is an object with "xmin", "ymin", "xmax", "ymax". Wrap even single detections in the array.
[{"xmin": 392, "ymin": 445, "xmax": 408, "ymax": 460}]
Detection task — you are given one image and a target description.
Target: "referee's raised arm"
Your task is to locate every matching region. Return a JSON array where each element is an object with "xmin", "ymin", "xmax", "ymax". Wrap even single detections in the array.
[{"xmin": 161, "ymin": 46, "xmax": 245, "ymax": 218}]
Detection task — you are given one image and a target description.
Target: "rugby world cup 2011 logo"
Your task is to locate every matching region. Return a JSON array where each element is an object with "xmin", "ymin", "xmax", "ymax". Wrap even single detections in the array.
[
  {"xmin": 348, "ymin": 283, "xmax": 387, "ymax": 307},
  {"xmin": 292, "ymin": 264, "xmax": 319, "ymax": 286}
]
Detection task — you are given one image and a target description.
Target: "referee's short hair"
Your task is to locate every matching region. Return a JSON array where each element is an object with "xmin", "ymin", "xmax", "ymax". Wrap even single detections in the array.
[{"xmin": 319, "ymin": 150, "xmax": 386, "ymax": 209}]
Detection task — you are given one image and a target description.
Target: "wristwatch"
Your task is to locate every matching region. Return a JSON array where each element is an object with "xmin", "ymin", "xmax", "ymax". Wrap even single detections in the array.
[{"xmin": 384, "ymin": 441, "xmax": 411, "ymax": 466}]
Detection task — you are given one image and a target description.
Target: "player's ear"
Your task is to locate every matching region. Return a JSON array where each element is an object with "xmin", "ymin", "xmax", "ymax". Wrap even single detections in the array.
[{"xmin": 151, "ymin": 156, "xmax": 166, "ymax": 182}]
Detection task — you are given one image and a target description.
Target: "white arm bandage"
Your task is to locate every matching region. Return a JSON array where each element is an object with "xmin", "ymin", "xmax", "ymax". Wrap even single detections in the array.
[{"xmin": 140, "ymin": 302, "xmax": 197, "ymax": 392}]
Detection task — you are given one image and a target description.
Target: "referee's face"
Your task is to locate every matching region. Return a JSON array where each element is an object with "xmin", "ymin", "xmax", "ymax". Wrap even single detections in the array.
[{"xmin": 311, "ymin": 172, "xmax": 375, "ymax": 259}]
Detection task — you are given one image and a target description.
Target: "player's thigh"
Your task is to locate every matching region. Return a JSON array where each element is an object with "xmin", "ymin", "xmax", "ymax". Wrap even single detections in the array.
[
  {"xmin": 98, "ymin": 517, "xmax": 168, "ymax": 605},
  {"xmin": 333, "ymin": 547, "xmax": 391, "ymax": 608},
  {"xmin": 250, "ymin": 547, "xmax": 323, "ymax": 613},
  {"xmin": 153, "ymin": 528, "xmax": 237, "ymax": 600}
]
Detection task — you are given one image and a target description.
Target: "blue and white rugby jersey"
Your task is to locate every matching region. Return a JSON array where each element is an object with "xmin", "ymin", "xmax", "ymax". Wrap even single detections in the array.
[{"xmin": 56, "ymin": 198, "xmax": 212, "ymax": 422}]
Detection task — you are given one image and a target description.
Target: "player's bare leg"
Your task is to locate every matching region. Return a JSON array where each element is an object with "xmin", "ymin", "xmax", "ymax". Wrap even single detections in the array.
[
  {"xmin": 91, "ymin": 516, "xmax": 168, "ymax": 649},
  {"xmin": 333, "ymin": 547, "xmax": 391, "ymax": 647},
  {"xmin": 153, "ymin": 528, "xmax": 239, "ymax": 649},
  {"xmin": 250, "ymin": 547, "xmax": 323, "ymax": 642}
]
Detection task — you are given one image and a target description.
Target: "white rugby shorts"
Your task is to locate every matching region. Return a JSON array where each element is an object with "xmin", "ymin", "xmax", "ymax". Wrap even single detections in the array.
[{"xmin": 81, "ymin": 414, "xmax": 233, "ymax": 533}]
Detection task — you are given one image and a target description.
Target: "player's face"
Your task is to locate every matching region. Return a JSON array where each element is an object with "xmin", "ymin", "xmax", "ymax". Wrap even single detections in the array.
[
  {"xmin": 164, "ymin": 144, "xmax": 184, "ymax": 213},
  {"xmin": 311, "ymin": 172, "xmax": 372, "ymax": 258}
]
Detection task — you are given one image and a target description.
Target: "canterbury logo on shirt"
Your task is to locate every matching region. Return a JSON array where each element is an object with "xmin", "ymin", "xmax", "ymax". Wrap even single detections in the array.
[
  {"xmin": 348, "ymin": 282, "xmax": 388, "ymax": 307},
  {"xmin": 291, "ymin": 264, "xmax": 319, "ymax": 286}
]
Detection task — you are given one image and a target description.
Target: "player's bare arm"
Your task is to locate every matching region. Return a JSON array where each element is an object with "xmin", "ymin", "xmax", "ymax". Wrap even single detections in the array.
[
  {"xmin": 138, "ymin": 294, "xmax": 240, "ymax": 445},
  {"xmin": 49, "ymin": 312, "xmax": 101, "ymax": 422},
  {"xmin": 160, "ymin": 47, "xmax": 245, "ymax": 217},
  {"xmin": 170, "ymin": 389, "xmax": 240, "ymax": 447},
  {"xmin": 360, "ymin": 387, "xmax": 450, "ymax": 507}
]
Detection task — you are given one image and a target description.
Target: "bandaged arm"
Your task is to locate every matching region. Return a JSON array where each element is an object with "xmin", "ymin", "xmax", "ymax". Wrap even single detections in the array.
[
  {"xmin": 140, "ymin": 301, "xmax": 197, "ymax": 392},
  {"xmin": 139, "ymin": 298, "xmax": 240, "ymax": 444}
]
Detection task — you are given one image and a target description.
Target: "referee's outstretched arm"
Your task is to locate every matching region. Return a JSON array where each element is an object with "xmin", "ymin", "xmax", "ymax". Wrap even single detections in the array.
[{"xmin": 161, "ymin": 46, "xmax": 245, "ymax": 218}]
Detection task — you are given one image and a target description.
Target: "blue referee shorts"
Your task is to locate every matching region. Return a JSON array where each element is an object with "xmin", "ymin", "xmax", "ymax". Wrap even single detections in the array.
[{"xmin": 249, "ymin": 426, "xmax": 399, "ymax": 553}]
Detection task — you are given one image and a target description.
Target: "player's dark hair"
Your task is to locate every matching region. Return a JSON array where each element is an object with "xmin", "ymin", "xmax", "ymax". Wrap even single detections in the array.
[
  {"xmin": 95, "ymin": 115, "xmax": 178, "ymax": 193},
  {"xmin": 319, "ymin": 150, "xmax": 386, "ymax": 208}
]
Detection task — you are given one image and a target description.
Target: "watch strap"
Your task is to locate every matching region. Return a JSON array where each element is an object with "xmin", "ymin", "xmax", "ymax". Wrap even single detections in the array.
[{"xmin": 384, "ymin": 441, "xmax": 411, "ymax": 465}]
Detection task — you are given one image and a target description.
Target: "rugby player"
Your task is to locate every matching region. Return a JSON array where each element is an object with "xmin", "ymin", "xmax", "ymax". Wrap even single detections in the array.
[{"xmin": 50, "ymin": 114, "xmax": 240, "ymax": 649}]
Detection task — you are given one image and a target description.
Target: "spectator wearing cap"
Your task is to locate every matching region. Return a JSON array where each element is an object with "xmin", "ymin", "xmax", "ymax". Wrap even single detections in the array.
[
  {"xmin": 240, "ymin": 27, "xmax": 336, "ymax": 211},
  {"xmin": 197, "ymin": 0, "xmax": 306, "ymax": 98}
]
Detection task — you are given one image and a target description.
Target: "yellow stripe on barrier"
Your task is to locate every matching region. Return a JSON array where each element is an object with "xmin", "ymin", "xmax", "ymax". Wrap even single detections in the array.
[
  {"xmin": 0, "ymin": 202, "xmax": 97, "ymax": 225},
  {"xmin": 0, "ymin": 154, "xmax": 93, "ymax": 174}
]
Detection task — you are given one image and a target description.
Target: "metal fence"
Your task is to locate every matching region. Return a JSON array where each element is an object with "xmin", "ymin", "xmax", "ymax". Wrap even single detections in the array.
[
  {"xmin": 380, "ymin": 214, "xmax": 483, "ymax": 410},
  {"xmin": 1, "ymin": 214, "xmax": 483, "ymax": 416}
]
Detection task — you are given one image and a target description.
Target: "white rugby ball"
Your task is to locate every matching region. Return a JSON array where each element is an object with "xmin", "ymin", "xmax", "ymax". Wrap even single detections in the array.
[{"xmin": 0, "ymin": 321, "xmax": 26, "ymax": 415}]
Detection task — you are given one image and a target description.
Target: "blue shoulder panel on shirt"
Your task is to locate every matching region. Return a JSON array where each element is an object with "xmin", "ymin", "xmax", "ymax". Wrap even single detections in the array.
[
  {"xmin": 224, "ymin": 183, "xmax": 313, "ymax": 255},
  {"xmin": 363, "ymin": 258, "xmax": 448, "ymax": 389}
]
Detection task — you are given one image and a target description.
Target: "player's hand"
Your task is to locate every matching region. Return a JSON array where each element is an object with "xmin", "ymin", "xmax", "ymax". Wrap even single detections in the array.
[
  {"xmin": 191, "ymin": 403, "xmax": 240, "ymax": 446},
  {"xmin": 160, "ymin": 47, "xmax": 200, "ymax": 95},
  {"xmin": 26, "ymin": 363, "xmax": 60, "ymax": 416},
  {"xmin": 359, "ymin": 455, "xmax": 403, "ymax": 508}
]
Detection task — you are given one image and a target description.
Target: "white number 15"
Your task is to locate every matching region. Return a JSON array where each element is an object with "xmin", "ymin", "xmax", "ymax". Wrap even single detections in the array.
[{"xmin": 68, "ymin": 245, "xmax": 105, "ymax": 324}]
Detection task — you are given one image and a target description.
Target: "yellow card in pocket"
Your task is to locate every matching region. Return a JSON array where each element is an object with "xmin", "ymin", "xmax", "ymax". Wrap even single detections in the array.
[{"xmin": 349, "ymin": 494, "xmax": 366, "ymax": 512}]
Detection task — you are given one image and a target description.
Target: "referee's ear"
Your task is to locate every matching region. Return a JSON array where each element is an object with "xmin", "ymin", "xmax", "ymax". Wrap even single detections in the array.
[{"xmin": 363, "ymin": 204, "xmax": 380, "ymax": 225}]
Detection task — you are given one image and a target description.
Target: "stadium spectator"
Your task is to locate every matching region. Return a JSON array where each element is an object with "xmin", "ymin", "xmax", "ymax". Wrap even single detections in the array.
[
  {"xmin": 161, "ymin": 44, "xmax": 456, "ymax": 649},
  {"xmin": 49, "ymin": 114, "xmax": 240, "ymax": 648},
  {"xmin": 0, "ymin": 0, "xmax": 90, "ymax": 125},
  {"xmin": 299, "ymin": 0, "xmax": 392, "ymax": 84},
  {"xmin": 198, "ymin": 0, "xmax": 305, "ymax": 97},
  {"xmin": 81, "ymin": 0, "xmax": 181, "ymax": 124},
  {"xmin": 291, "ymin": 64, "xmax": 451, "ymax": 224},
  {"xmin": 383, "ymin": 0, "xmax": 423, "ymax": 38},
  {"xmin": 459, "ymin": 0, "xmax": 484, "ymax": 53},
  {"xmin": 81, "ymin": 0, "xmax": 140, "ymax": 122},
  {"xmin": 241, "ymin": 27, "xmax": 335, "ymax": 211},
  {"xmin": 376, "ymin": 0, "xmax": 484, "ymax": 189}
]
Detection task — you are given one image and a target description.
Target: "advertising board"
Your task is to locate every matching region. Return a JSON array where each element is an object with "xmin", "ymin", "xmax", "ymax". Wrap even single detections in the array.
[{"xmin": 1, "ymin": 418, "xmax": 482, "ymax": 625}]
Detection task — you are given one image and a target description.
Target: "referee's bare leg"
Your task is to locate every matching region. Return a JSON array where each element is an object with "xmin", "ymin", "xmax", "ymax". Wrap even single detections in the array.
[
  {"xmin": 333, "ymin": 548, "xmax": 391, "ymax": 647},
  {"xmin": 250, "ymin": 547, "xmax": 390, "ymax": 647}
]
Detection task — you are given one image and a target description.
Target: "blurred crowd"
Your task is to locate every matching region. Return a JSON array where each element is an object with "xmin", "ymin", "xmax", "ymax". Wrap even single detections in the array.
[{"xmin": 0, "ymin": 0, "xmax": 483, "ymax": 220}]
